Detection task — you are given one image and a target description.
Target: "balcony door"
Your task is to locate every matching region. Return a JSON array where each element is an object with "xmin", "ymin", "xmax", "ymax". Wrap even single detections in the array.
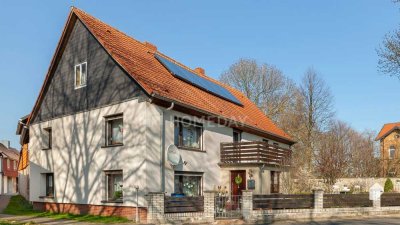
[
  {"xmin": 233, "ymin": 130, "xmax": 242, "ymax": 142},
  {"xmin": 271, "ymin": 171, "xmax": 280, "ymax": 193},
  {"xmin": 231, "ymin": 170, "xmax": 246, "ymax": 196}
]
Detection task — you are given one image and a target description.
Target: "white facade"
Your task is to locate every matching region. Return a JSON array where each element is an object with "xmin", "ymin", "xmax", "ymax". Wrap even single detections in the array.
[{"xmin": 29, "ymin": 98, "xmax": 289, "ymax": 207}]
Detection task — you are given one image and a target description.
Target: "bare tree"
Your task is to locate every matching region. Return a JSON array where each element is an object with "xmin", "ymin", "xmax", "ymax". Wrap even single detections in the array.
[
  {"xmin": 377, "ymin": 30, "xmax": 400, "ymax": 77},
  {"xmin": 299, "ymin": 68, "xmax": 335, "ymax": 170},
  {"xmin": 315, "ymin": 120, "xmax": 351, "ymax": 185},
  {"xmin": 348, "ymin": 130, "xmax": 380, "ymax": 177},
  {"xmin": 220, "ymin": 59, "xmax": 297, "ymax": 123},
  {"xmin": 377, "ymin": 0, "xmax": 400, "ymax": 77}
]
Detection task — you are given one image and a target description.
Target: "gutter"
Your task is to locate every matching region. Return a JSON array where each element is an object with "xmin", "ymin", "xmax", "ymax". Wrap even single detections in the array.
[
  {"xmin": 154, "ymin": 92, "xmax": 174, "ymax": 192},
  {"xmin": 150, "ymin": 93, "xmax": 296, "ymax": 145}
]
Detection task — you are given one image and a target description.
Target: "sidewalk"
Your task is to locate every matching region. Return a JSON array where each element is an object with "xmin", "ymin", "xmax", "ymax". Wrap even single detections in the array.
[
  {"xmin": 0, "ymin": 195, "xmax": 11, "ymax": 212},
  {"xmin": 0, "ymin": 214, "xmax": 137, "ymax": 225}
]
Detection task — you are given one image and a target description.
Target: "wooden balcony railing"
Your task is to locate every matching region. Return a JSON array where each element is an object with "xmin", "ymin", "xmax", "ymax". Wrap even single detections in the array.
[{"xmin": 220, "ymin": 141, "xmax": 292, "ymax": 166}]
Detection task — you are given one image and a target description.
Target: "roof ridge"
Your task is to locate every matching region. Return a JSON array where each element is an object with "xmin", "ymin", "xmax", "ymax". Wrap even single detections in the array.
[
  {"xmin": 72, "ymin": 7, "xmax": 154, "ymax": 52},
  {"xmin": 384, "ymin": 122, "xmax": 400, "ymax": 125}
]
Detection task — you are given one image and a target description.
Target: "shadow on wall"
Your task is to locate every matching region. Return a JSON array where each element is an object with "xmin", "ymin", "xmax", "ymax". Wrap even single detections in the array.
[{"xmin": 31, "ymin": 75, "xmax": 150, "ymax": 217}]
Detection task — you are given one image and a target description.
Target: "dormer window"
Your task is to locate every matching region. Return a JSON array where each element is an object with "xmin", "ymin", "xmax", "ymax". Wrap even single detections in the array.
[
  {"xmin": 389, "ymin": 146, "xmax": 396, "ymax": 159},
  {"xmin": 74, "ymin": 62, "xmax": 87, "ymax": 89}
]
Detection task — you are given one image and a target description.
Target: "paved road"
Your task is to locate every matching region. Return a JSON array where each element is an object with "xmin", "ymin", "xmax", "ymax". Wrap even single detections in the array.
[
  {"xmin": 268, "ymin": 216, "xmax": 400, "ymax": 225},
  {"xmin": 0, "ymin": 195, "xmax": 11, "ymax": 213},
  {"xmin": 2, "ymin": 214, "xmax": 400, "ymax": 225},
  {"xmin": 211, "ymin": 216, "xmax": 400, "ymax": 225}
]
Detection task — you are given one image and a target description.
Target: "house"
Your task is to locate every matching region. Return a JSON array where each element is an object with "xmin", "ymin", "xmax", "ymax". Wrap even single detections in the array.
[
  {"xmin": 376, "ymin": 122, "xmax": 400, "ymax": 176},
  {"xmin": 16, "ymin": 7, "xmax": 294, "ymax": 220},
  {"xmin": 0, "ymin": 140, "xmax": 19, "ymax": 195},
  {"xmin": 16, "ymin": 115, "xmax": 30, "ymax": 200}
]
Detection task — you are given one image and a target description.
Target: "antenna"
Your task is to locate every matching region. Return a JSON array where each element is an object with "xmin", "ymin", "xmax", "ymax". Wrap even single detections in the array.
[{"xmin": 166, "ymin": 145, "xmax": 188, "ymax": 167}]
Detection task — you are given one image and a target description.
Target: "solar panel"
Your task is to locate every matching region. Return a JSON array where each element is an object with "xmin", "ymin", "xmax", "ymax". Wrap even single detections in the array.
[{"xmin": 155, "ymin": 55, "xmax": 243, "ymax": 106}]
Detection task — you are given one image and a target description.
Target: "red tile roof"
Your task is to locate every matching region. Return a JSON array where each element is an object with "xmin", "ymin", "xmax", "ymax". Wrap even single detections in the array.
[
  {"xmin": 29, "ymin": 7, "xmax": 294, "ymax": 144},
  {"xmin": 376, "ymin": 122, "xmax": 400, "ymax": 141},
  {"xmin": 0, "ymin": 144, "xmax": 19, "ymax": 161}
]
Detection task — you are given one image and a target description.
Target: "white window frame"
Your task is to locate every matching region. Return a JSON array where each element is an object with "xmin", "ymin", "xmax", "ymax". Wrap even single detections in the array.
[
  {"xmin": 105, "ymin": 114, "xmax": 124, "ymax": 146},
  {"xmin": 173, "ymin": 171, "xmax": 203, "ymax": 196},
  {"xmin": 74, "ymin": 62, "xmax": 87, "ymax": 89},
  {"xmin": 174, "ymin": 117, "xmax": 203, "ymax": 151},
  {"xmin": 389, "ymin": 146, "xmax": 396, "ymax": 159},
  {"xmin": 104, "ymin": 170, "xmax": 123, "ymax": 202}
]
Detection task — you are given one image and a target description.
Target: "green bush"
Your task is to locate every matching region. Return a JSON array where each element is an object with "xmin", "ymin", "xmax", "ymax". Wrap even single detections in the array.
[{"xmin": 384, "ymin": 178, "xmax": 394, "ymax": 192}]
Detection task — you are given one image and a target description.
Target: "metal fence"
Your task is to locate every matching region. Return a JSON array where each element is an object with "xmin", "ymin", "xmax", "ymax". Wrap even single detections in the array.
[{"xmin": 215, "ymin": 195, "xmax": 242, "ymax": 219}]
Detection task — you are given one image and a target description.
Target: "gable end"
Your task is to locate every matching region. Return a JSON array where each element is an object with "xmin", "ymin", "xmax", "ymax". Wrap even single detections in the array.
[{"xmin": 31, "ymin": 18, "xmax": 146, "ymax": 124}]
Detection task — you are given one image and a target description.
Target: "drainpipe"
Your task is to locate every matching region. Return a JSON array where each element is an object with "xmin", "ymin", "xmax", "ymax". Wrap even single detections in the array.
[{"xmin": 160, "ymin": 102, "xmax": 174, "ymax": 192}]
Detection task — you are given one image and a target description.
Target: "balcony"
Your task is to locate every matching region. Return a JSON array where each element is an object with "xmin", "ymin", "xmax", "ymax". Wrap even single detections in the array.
[{"xmin": 219, "ymin": 141, "xmax": 292, "ymax": 167}]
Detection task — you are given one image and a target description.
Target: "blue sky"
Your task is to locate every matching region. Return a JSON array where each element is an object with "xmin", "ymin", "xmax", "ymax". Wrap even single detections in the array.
[{"xmin": 0, "ymin": 0, "xmax": 399, "ymax": 148}]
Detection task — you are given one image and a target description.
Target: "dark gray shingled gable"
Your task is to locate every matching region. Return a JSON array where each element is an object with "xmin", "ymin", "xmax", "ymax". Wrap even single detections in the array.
[{"xmin": 32, "ymin": 19, "xmax": 145, "ymax": 123}]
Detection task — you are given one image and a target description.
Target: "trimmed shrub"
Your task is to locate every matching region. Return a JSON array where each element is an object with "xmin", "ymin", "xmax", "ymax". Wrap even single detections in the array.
[{"xmin": 384, "ymin": 178, "xmax": 394, "ymax": 192}]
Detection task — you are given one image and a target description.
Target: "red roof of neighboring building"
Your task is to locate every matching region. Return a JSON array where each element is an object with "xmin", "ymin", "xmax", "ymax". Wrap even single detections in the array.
[
  {"xmin": 0, "ymin": 144, "xmax": 19, "ymax": 161},
  {"xmin": 376, "ymin": 122, "xmax": 400, "ymax": 141},
  {"xmin": 28, "ymin": 7, "xmax": 294, "ymax": 144}
]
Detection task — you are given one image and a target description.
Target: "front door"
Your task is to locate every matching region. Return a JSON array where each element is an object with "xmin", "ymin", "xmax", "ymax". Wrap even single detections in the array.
[
  {"xmin": 271, "ymin": 171, "xmax": 280, "ymax": 193},
  {"xmin": 231, "ymin": 170, "xmax": 246, "ymax": 196}
]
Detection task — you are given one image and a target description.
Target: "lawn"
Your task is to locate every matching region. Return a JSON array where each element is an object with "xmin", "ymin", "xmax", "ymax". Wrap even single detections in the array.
[{"xmin": 3, "ymin": 195, "xmax": 130, "ymax": 224}]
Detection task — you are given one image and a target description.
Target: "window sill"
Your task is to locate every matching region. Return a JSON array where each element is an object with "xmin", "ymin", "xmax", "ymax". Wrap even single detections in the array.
[
  {"xmin": 101, "ymin": 144, "xmax": 124, "ymax": 148},
  {"xmin": 178, "ymin": 146, "xmax": 205, "ymax": 153},
  {"xmin": 101, "ymin": 200, "xmax": 123, "ymax": 204},
  {"xmin": 41, "ymin": 148, "xmax": 52, "ymax": 151},
  {"xmin": 39, "ymin": 196, "xmax": 54, "ymax": 199}
]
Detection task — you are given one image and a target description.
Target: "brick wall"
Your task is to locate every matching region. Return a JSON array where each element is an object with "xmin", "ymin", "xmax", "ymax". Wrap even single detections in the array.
[
  {"xmin": 32, "ymin": 202, "xmax": 147, "ymax": 222},
  {"xmin": 380, "ymin": 130, "xmax": 400, "ymax": 176}
]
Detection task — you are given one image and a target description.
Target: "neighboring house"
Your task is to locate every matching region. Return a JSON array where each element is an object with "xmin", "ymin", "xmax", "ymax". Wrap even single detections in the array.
[
  {"xmin": 17, "ymin": 7, "xmax": 294, "ymax": 219},
  {"xmin": 0, "ymin": 140, "xmax": 19, "ymax": 195},
  {"xmin": 376, "ymin": 122, "xmax": 400, "ymax": 176},
  {"xmin": 16, "ymin": 115, "xmax": 30, "ymax": 200}
]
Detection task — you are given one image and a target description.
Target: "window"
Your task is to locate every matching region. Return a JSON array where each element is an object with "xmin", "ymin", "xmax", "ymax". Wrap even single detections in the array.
[
  {"xmin": 43, "ymin": 127, "xmax": 52, "ymax": 150},
  {"xmin": 45, "ymin": 173, "xmax": 54, "ymax": 197},
  {"xmin": 174, "ymin": 171, "xmax": 203, "ymax": 196},
  {"xmin": 233, "ymin": 130, "xmax": 242, "ymax": 142},
  {"xmin": 174, "ymin": 118, "xmax": 203, "ymax": 150},
  {"xmin": 13, "ymin": 161, "xmax": 16, "ymax": 171},
  {"xmin": 105, "ymin": 170, "xmax": 123, "ymax": 202},
  {"xmin": 74, "ymin": 62, "xmax": 87, "ymax": 89},
  {"xmin": 389, "ymin": 146, "xmax": 396, "ymax": 159},
  {"xmin": 7, "ymin": 159, "xmax": 10, "ymax": 169},
  {"xmin": 105, "ymin": 115, "xmax": 123, "ymax": 146}
]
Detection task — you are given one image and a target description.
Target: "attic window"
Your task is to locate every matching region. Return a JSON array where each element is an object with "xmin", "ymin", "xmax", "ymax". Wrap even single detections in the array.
[{"xmin": 75, "ymin": 62, "xmax": 87, "ymax": 89}]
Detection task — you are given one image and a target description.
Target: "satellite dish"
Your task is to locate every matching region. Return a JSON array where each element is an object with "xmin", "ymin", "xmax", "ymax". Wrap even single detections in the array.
[{"xmin": 167, "ymin": 144, "xmax": 181, "ymax": 166}]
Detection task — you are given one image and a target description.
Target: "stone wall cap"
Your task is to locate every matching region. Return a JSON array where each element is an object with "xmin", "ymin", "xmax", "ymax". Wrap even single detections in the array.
[
  {"xmin": 147, "ymin": 192, "xmax": 166, "ymax": 194},
  {"xmin": 204, "ymin": 190, "xmax": 218, "ymax": 193},
  {"xmin": 312, "ymin": 188, "xmax": 324, "ymax": 191}
]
